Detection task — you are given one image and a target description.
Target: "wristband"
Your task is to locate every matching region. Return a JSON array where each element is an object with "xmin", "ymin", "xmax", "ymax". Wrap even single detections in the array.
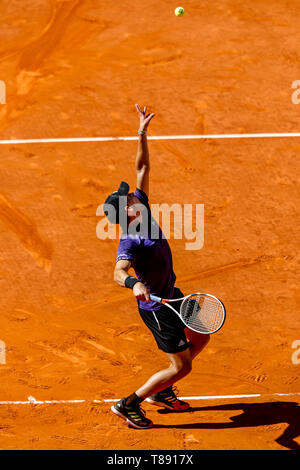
[
  {"xmin": 125, "ymin": 276, "xmax": 140, "ymax": 289},
  {"xmin": 138, "ymin": 129, "xmax": 147, "ymax": 136}
]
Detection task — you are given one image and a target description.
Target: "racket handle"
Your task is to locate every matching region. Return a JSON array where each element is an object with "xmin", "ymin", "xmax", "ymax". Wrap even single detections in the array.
[{"xmin": 150, "ymin": 294, "xmax": 162, "ymax": 303}]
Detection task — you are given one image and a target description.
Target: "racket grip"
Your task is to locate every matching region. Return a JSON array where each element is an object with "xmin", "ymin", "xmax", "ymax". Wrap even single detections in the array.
[{"xmin": 150, "ymin": 294, "xmax": 162, "ymax": 303}]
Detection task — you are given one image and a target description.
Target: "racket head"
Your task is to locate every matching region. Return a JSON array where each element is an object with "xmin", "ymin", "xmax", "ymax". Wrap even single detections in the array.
[{"xmin": 179, "ymin": 293, "xmax": 226, "ymax": 334}]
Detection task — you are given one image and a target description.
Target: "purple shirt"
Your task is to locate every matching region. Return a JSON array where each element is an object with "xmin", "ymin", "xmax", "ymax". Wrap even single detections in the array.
[{"xmin": 116, "ymin": 188, "xmax": 176, "ymax": 310}]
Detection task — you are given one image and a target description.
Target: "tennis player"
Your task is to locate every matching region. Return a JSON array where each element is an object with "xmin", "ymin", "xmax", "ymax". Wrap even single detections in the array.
[{"xmin": 104, "ymin": 105, "xmax": 210, "ymax": 429}]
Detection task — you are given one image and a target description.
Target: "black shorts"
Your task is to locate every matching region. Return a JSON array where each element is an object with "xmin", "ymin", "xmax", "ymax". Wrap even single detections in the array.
[{"xmin": 138, "ymin": 287, "xmax": 189, "ymax": 354}]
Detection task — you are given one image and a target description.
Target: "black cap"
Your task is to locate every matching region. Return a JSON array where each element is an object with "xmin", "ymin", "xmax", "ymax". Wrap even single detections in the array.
[{"xmin": 103, "ymin": 181, "xmax": 130, "ymax": 224}]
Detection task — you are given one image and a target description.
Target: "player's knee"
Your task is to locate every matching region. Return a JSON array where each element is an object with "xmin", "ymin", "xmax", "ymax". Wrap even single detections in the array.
[{"xmin": 174, "ymin": 359, "xmax": 192, "ymax": 377}]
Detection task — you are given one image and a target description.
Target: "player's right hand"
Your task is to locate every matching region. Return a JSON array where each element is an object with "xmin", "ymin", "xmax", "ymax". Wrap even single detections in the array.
[{"xmin": 133, "ymin": 282, "xmax": 150, "ymax": 302}]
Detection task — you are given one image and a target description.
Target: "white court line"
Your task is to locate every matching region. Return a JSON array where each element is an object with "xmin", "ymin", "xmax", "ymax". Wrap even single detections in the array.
[
  {"xmin": 1, "ymin": 132, "xmax": 300, "ymax": 145},
  {"xmin": 0, "ymin": 392, "xmax": 299, "ymax": 405}
]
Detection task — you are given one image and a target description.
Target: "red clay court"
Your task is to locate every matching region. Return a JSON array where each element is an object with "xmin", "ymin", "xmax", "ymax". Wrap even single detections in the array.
[{"xmin": 0, "ymin": 0, "xmax": 299, "ymax": 450}]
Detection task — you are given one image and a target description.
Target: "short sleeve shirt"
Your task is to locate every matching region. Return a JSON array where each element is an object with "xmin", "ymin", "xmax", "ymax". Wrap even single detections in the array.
[{"xmin": 116, "ymin": 189, "xmax": 176, "ymax": 310}]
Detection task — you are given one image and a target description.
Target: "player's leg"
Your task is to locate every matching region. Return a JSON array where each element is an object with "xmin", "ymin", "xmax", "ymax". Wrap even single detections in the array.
[
  {"xmin": 111, "ymin": 348, "xmax": 192, "ymax": 427},
  {"xmin": 185, "ymin": 328, "xmax": 210, "ymax": 359},
  {"xmin": 137, "ymin": 348, "xmax": 192, "ymax": 411},
  {"xmin": 141, "ymin": 328, "xmax": 210, "ymax": 411},
  {"xmin": 134, "ymin": 300, "xmax": 192, "ymax": 410},
  {"xmin": 135, "ymin": 347, "xmax": 192, "ymax": 399},
  {"xmin": 143, "ymin": 332, "xmax": 210, "ymax": 411}
]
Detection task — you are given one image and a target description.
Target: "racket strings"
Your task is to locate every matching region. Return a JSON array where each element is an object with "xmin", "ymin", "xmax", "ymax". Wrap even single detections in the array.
[{"xmin": 180, "ymin": 294, "xmax": 225, "ymax": 334}]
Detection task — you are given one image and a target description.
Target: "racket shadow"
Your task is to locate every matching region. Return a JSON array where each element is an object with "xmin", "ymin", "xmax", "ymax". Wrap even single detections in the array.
[{"xmin": 151, "ymin": 401, "xmax": 300, "ymax": 450}]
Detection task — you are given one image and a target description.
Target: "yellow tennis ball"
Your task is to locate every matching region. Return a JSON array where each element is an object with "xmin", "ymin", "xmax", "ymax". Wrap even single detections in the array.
[{"xmin": 175, "ymin": 6, "xmax": 185, "ymax": 17}]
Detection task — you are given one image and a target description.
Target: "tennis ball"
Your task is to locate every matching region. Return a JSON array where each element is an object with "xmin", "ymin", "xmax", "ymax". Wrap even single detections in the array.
[{"xmin": 175, "ymin": 6, "xmax": 185, "ymax": 17}]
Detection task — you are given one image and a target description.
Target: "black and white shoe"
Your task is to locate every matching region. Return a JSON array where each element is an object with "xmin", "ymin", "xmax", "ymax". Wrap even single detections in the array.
[{"xmin": 111, "ymin": 398, "xmax": 153, "ymax": 429}]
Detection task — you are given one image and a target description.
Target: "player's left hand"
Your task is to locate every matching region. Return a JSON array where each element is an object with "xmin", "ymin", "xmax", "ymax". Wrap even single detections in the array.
[{"xmin": 135, "ymin": 104, "xmax": 155, "ymax": 131}]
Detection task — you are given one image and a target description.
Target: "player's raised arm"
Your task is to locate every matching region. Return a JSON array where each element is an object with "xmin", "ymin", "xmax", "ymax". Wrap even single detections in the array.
[{"xmin": 135, "ymin": 104, "xmax": 155, "ymax": 196}]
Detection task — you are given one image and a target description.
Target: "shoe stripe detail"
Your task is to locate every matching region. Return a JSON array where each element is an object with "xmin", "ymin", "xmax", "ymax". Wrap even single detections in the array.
[{"xmin": 111, "ymin": 406, "xmax": 152, "ymax": 428}]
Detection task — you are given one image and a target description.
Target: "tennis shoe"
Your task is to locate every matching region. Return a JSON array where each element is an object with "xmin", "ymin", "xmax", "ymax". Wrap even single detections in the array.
[
  {"xmin": 111, "ymin": 398, "xmax": 153, "ymax": 429},
  {"xmin": 146, "ymin": 386, "xmax": 191, "ymax": 411}
]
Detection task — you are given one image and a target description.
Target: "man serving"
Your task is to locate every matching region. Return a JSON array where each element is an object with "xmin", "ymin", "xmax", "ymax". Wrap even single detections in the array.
[{"xmin": 104, "ymin": 104, "xmax": 210, "ymax": 429}]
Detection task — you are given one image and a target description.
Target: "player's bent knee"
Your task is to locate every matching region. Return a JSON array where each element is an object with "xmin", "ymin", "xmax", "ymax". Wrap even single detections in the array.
[
  {"xmin": 174, "ymin": 360, "xmax": 192, "ymax": 377},
  {"xmin": 168, "ymin": 349, "xmax": 192, "ymax": 377}
]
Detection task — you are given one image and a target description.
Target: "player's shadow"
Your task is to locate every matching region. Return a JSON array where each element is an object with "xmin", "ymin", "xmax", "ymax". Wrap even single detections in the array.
[{"xmin": 153, "ymin": 401, "xmax": 300, "ymax": 450}]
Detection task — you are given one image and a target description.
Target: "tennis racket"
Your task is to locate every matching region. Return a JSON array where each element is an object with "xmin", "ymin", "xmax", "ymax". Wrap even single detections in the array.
[{"xmin": 150, "ymin": 292, "xmax": 226, "ymax": 334}]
